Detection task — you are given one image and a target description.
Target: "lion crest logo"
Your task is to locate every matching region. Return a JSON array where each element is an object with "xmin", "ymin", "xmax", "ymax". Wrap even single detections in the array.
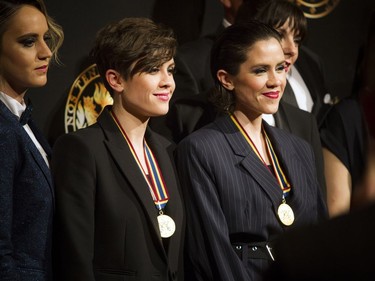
[{"xmin": 64, "ymin": 64, "xmax": 113, "ymax": 133}]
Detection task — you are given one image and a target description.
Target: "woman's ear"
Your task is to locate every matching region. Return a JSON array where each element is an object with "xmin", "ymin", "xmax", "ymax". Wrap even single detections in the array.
[
  {"xmin": 217, "ymin": 69, "xmax": 234, "ymax": 91},
  {"xmin": 105, "ymin": 69, "xmax": 125, "ymax": 93}
]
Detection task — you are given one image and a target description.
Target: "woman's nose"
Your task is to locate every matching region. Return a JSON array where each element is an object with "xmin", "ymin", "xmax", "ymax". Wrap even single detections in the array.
[{"xmin": 38, "ymin": 39, "xmax": 52, "ymax": 60}]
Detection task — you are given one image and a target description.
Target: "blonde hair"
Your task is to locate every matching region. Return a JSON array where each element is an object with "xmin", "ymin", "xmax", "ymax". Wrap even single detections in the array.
[{"xmin": 0, "ymin": 0, "xmax": 64, "ymax": 64}]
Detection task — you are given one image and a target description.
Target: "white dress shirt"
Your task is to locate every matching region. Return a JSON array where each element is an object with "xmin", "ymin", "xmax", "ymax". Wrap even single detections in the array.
[
  {"xmin": 0, "ymin": 92, "xmax": 49, "ymax": 167},
  {"xmin": 287, "ymin": 65, "xmax": 314, "ymax": 112}
]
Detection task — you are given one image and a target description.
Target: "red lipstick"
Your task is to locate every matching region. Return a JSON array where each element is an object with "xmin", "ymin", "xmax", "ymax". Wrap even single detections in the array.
[{"xmin": 263, "ymin": 91, "xmax": 280, "ymax": 99}]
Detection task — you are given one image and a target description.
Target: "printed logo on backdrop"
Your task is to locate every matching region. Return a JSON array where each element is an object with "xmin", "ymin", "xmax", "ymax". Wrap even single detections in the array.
[
  {"xmin": 64, "ymin": 64, "xmax": 113, "ymax": 133},
  {"xmin": 293, "ymin": 0, "xmax": 340, "ymax": 19}
]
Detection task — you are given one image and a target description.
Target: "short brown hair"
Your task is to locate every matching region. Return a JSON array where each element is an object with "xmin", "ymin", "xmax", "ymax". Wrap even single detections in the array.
[{"xmin": 90, "ymin": 17, "xmax": 177, "ymax": 93}]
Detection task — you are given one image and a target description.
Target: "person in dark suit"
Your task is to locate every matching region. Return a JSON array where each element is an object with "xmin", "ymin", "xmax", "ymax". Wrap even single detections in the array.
[
  {"xmin": 51, "ymin": 18, "xmax": 184, "ymax": 281},
  {"xmin": 175, "ymin": 21, "xmax": 327, "ymax": 281},
  {"xmin": 0, "ymin": 1, "xmax": 63, "ymax": 280}
]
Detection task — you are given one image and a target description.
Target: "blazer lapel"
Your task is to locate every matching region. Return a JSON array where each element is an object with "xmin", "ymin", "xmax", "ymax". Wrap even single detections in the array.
[
  {"xmin": 216, "ymin": 116, "xmax": 283, "ymax": 210},
  {"xmin": 0, "ymin": 101, "xmax": 54, "ymax": 198},
  {"xmin": 281, "ymin": 81, "xmax": 299, "ymax": 108},
  {"xmin": 274, "ymin": 101, "xmax": 291, "ymax": 131},
  {"xmin": 27, "ymin": 119, "xmax": 54, "ymax": 192},
  {"xmin": 263, "ymin": 124, "xmax": 307, "ymax": 209},
  {"xmin": 28, "ymin": 139, "xmax": 54, "ymax": 200},
  {"xmin": 97, "ymin": 109, "xmax": 167, "ymax": 256}
]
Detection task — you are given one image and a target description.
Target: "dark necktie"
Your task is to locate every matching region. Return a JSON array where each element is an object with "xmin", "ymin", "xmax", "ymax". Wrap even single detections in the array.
[{"xmin": 19, "ymin": 102, "xmax": 33, "ymax": 126}]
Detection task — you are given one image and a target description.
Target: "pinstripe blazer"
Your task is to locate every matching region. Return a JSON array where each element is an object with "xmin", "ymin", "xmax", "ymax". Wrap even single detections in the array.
[
  {"xmin": 175, "ymin": 115, "xmax": 327, "ymax": 281},
  {"xmin": 0, "ymin": 100, "xmax": 54, "ymax": 281}
]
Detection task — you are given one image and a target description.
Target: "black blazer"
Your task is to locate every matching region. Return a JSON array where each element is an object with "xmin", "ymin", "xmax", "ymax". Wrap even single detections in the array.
[
  {"xmin": 176, "ymin": 115, "xmax": 327, "ymax": 281},
  {"xmin": 52, "ymin": 107, "xmax": 185, "ymax": 281},
  {"xmin": 0, "ymin": 100, "xmax": 54, "ymax": 281}
]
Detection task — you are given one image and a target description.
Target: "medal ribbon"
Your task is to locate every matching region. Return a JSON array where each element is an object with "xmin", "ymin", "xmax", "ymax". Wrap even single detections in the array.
[
  {"xmin": 230, "ymin": 114, "xmax": 291, "ymax": 199},
  {"xmin": 264, "ymin": 133, "xmax": 291, "ymax": 199},
  {"xmin": 144, "ymin": 142, "xmax": 169, "ymax": 209},
  {"xmin": 110, "ymin": 111, "xmax": 169, "ymax": 210}
]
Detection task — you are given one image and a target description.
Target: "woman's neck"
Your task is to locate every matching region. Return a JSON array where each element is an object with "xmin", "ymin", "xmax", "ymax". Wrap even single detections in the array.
[
  {"xmin": 112, "ymin": 105, "xmax": 148, "ymax": 143},
  {"xmin": 233, "ymin": 110, "xmax": 263, "ymax": 138},
  {"xmin": 0, "ymin": 81, "xmax": 27, "ymax": 104}
]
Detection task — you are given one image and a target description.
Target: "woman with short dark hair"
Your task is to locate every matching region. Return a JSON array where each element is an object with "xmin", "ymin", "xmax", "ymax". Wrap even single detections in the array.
[{"xmin": 52, "ymin": 17, "xmax": 184, "ymax": 281}]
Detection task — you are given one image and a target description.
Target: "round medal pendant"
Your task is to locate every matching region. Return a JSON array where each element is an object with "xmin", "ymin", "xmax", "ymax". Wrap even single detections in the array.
[
  {"xmin": 157, "ymin": 214, "xmax": 176, "ymax": 238},
  {"xmin": 277, "ymin": 203, "xmax": 295, "ymax": 226}
]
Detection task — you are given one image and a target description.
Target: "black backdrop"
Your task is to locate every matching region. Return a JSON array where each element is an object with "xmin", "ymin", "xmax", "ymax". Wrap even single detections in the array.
[{"xmin": 27, "ymin": 0, "xmax": 375, "ymax": 144}]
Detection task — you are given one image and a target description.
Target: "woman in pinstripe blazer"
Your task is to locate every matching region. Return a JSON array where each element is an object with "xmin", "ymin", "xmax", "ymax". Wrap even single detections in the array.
[{"xmin": 175, "ymin": 22, "xmax": 327, "ymax": 281}]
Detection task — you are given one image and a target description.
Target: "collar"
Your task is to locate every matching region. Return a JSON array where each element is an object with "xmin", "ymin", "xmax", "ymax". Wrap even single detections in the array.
[
  {"xmin": 222, "ymin": 18, "xmax": 231, "ymax": 28},
  {"xmin": 0, "ymin": 91, "xmax": 26, "ymax": 120},
  {"xmin": 262, "ymin": 114, "xmax": 276, "ymax": 127}
]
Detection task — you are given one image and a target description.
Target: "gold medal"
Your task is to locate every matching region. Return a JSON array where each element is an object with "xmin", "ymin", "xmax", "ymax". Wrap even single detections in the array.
[
  {"xmin": 277, "ymin": 202, "xmax": 294, "ymax": 226},
  {"xmin": 157, "ymin": 214, "xmax": 176, "ymax": 238}
]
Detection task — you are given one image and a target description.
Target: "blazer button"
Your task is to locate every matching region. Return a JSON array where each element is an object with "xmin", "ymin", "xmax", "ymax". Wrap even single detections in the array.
[
  {"xmin": 251, "ymin": 246, "xmax": 258, "ymax": 252},
  {"xmin": 235, "ymin": 245, "xmax": 242, "ymax": 250}
]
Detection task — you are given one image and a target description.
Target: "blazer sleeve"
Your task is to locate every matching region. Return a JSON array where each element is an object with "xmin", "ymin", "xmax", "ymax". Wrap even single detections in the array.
[
  {"xmin": 0, "ymin": 129, "xmax": 18, "ymax": 281},
  {"xmin": 176, "ymin": 137, "xmax": 251, "ymax": 281},
  {"xmin": 52, "ymin": 133, "xmax": 96, "ymax": 281}
]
